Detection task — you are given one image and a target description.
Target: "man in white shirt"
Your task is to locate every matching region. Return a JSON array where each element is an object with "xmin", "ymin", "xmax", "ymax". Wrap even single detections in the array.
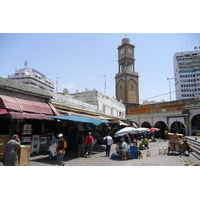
[
  {"xmin": 116, "ymin": 137, "xmax": 128, "ymax": 154},
  {"xmin": 103, "ymin": 133, "xmax": 113, "ymax": 157}
]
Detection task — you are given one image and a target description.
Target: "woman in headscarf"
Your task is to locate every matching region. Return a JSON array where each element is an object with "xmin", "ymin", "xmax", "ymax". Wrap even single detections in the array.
[{"xmin": 3, "ymin": 134, "xmax": 21, "ymax": 166}]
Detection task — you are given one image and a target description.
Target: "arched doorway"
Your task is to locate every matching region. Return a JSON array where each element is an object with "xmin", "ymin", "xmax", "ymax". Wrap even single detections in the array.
[
  {"xmin": 170, "ymin": 121, "xmax": 185, "ymax": 135},
  {"xmin": 154, "ymin": 121, "xmax": 168, "ymax": 139},
  {"xmin": 141, "ymin": 121, "xmax": 151, "ymax": 128},
  {"xmin": 191, "ymin": 114, "xmax": 200, "ymax": 135}
]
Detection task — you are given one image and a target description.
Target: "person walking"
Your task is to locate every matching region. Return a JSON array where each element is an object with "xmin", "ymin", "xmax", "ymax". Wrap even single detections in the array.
[
  {"xmin": 56, "ymin": 133, "xmax": 67, "ymax": 166},
  {"xmin": 76, "ymin": 132, "xmax": 85, "ymax": 158},
  {"xmin": 85, "ymin": 132, "xmax": 93, "ymax": 158},
  {"xmin": 3, "ymin": 134, "xmax": 21, "ymax": 166},
  {"xmin": 103, "ymin": 133, "xmax": 113, "ymax": 157},
  {"xmin": 48, "ymin": 131, "xmax": 57, "ymax": 160}
]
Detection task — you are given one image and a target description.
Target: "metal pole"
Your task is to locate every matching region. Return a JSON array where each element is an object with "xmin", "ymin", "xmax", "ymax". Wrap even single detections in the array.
[
  {"xmin": 56, "ymin": 77, "xmax": 61, "ymax": 93},
  {"xmin": 100, "ymin": 75, "xmax": 106, "ymax": 94},
  {"xmin": 167, "ymin": 77, "xmax": 174, "ymax": 101},
  {"xmin": 169, "ymin": 79, "xmax": 171, "ymax": 101}
]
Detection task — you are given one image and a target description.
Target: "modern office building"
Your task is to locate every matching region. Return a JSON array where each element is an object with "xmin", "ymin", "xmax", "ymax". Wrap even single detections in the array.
[
  {"xmin": 7, "ymin": 65, "xmax": 54, "ymax": 92},
  {"xmin": 173, "ymin": 50, "xmax": 200, "ymax": 100}
]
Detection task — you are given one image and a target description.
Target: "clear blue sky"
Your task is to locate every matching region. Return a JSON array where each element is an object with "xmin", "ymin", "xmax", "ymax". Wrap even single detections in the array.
[{"xmin": 0, "ymin": 33, "xmax": 200, "ymax": 103}]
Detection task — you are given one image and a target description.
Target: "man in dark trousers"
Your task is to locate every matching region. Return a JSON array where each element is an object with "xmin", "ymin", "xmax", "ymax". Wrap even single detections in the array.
[
  {"xmin": 56, "ymin": 133, "xmax": 67, "ymax": 166},
  {"xmin": 103, "ymin": 133, "xmax": 113, "ymax": 157}
]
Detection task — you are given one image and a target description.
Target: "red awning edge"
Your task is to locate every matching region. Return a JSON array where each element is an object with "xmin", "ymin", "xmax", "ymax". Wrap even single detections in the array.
[
  {"xmin": 0, "ymin": 109, "xmax": 8, "ymax": 114},
  {"xmin": 6, "ymin": 112, "xmax": 53, "ymax": 120}
]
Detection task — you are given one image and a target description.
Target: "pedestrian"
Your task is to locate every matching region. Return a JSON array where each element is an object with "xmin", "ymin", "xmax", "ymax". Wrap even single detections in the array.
[
  {"xmin": 56, "ymin": 133, "xmax": 67, "ymax": 166},
  {"xmin": 85, "ymin": 132, "xmax": 94, "ymax": 158},
  {"xmin": 3, "ymin": 134, "xmax": 21, "ymax": 166},
  {"xmin": 76, "ymin": 132, "xmax": 85, "ymax": 158},
  {"xmin": 164, "ymin": 129, "xmax": 168, "ymax": 141},
  {"xmin": 48, "ymin": 131, "xmax": 57, "ymax": 160},
  {"xmin": 103, "ymin": 133, "xmax": 113, "ymax": 157}
]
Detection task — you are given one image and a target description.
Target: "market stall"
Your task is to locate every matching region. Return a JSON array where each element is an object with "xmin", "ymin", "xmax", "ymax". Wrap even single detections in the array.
[{"xmin": 113, "ymin": 127, "xmax": 149, "ymax": 159}]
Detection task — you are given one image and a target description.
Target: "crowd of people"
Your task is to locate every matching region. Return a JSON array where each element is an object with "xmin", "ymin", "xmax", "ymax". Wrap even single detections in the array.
[
  {"xmin": 2, "ymin": 128, "xmax": 192, "ymax": 166},
  {"xmin": 0, "ymin": 130, "xmax": 150, "ymax": 166}
]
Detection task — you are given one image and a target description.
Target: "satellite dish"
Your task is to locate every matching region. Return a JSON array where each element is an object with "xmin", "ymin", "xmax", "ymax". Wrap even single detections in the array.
[
  {"xmin": 76, "ymin": 89, "xmax": 79, "ymax": 93},
  {"xmin": 194, "ymin": 94, "xmax": 200, "ymax": 101},
  {"xmin": 93, "ymin": 88, "xmax": 96, "ymax": 91},
  {"xmin": 63, "ymin": 88, "xmax": 69, "ymax": 94},
  {"xmin": 85, "ymin": 88, "xmax": 88, "ymax": 92}
]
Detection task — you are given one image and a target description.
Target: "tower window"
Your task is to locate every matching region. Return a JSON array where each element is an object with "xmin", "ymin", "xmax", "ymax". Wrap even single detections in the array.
[{"xmin": 120, "ymin": 85, "xmax": 122, "ymax": 89}]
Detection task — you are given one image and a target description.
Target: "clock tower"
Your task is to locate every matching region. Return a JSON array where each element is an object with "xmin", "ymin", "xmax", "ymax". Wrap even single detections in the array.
[{"xmin": 115, "ymin": 37, "xmax": 139, "ymax": 113}]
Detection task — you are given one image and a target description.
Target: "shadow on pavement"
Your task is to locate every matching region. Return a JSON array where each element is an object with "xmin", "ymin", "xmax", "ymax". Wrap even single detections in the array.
[{"xmin": 29, "ymin": 144, "xmax": 107, "ymax": 165}]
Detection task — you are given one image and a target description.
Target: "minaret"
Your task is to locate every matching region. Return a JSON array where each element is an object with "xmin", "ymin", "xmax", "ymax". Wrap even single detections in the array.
[{"xmin": 115, "ymin": 37, "xmax": 139, "ymax": 113}]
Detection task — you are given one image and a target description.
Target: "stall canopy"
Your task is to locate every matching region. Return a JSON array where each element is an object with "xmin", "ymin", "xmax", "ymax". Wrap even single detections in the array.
[
  {"xmin": 48, "ymin": 115, "xmax": 108, "ymax": 125},
  {"xmin": 115, "ymin": 127, "xmax": 150, "ymax": 137},
  {"xmin": 0, "ymin": 94, "xmax": 53, "ymax": 120}
]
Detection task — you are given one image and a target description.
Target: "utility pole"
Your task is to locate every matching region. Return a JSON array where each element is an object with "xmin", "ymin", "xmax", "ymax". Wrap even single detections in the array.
[
  {"xmin": 166, "ymin": 77, "xmax": 174, "ymax": 101},
  {"xmin": 56, "ymin": 77, "xmax": 61, "ymax": 93},
  {"xmin": 100, "ymin": 75, "xmax": 106, "ymax": 94}
]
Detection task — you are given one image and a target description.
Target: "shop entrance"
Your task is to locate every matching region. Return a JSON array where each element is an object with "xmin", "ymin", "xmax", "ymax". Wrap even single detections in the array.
[
  {"xmin": 141, "ymin": 121, "xmax": 151, "ymax": 128},
  {"xmin": 170, "ymin": 121, "xmax": 185, "ymax": 135},
  {"xmin": 154, "ymin": 121, "xmax": 168, "ymax": 139},
  {"xmin": 191, "ymin": 114, "xmax": 200, "ymax": 135}
]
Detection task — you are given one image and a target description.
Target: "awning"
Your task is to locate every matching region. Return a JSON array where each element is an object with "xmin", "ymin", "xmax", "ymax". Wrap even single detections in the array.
[
  {"xmin": 48, "ymin": 115, "xmax": 105, "ymax": 124},
  {"xmin": 0, "ymin": 94, "xmax": 53, "ymax": 120},
  {"xmin": 7, "ymin": 112, "xmax": 53, "ymax": 120},
  {"xmin": 55, "ymin": 108, "xmax": 110, "ymax": 123},
  {"xmin": 119, "ymin": 120, "xmax": 129, "ymax": 126}
]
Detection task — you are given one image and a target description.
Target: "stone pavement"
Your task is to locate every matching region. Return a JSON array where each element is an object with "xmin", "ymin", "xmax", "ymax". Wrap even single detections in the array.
[{"xmin": 1, "ymin": 139, "xmax": 199, "ymax": 166}]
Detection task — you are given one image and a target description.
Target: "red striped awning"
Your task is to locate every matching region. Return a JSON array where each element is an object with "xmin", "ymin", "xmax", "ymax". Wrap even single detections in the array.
[
  {"xmin": 0, "ymin": 94, "xmax": 53, "ymax": 120},
  {"xmin": 0, "ymin": 109, "xmax": 8, "ymax": 114},
  {"xmin": 7, "ymin": 112, "xmax": 53, "ymax": 120}
]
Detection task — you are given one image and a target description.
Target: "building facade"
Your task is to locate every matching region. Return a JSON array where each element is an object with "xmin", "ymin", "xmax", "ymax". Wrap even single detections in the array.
[
  {"xmin": 174, "ymin": 50, "xmax": 200, "ymax": 100},
  {"xmin": 126, "ymin": 98, "xmax": 200, "ymax": 137},
  {"xmin": 69, "ymin": 90, "xmax": 126, "ymax": 119},
  {"xmin": 115, "ymin": 37, "xmax": 139, "ymax": 111},
  {"xmin": 8, "ymin": 66, "xmax": 54, "ymax": 92}
]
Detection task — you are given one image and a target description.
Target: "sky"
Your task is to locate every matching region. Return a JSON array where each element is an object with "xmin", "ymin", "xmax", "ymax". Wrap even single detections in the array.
[{"xmin": 0, "ymin": 33, "xmax": 199, "ymax": 103}]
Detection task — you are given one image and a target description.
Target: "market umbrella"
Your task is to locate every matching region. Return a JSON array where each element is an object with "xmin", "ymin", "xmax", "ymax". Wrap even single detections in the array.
[
  {"xmin": 149, "ymin": 127, "xmax": 160, "ymax": 131},
  {"xmin": 114, "ymin": 127, "xmax": 149, "ymax": 137}
]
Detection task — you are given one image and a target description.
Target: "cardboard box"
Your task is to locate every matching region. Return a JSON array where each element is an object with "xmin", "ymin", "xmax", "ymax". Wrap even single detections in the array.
[{"xmin": 17, "ymin": 145, "xmax": 31, "ymax": 166}]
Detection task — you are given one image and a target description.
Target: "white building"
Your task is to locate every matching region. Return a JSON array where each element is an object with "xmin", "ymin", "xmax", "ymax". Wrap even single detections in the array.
[
  {"xmin": 8, "ymin": 67, "xmax": 54, "ymax": 92},
  {"xmin": 174, "ymin": 50, "xmax": 200, "ymax": 100},
  {"xmin": 51, "ymin": 89, "xmax": 126, "ymax": 119}
]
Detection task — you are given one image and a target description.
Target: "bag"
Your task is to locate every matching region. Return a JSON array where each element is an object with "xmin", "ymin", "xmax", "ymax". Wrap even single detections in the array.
[
  {"xmin": 134, "ymin": 150, "xmax": 141, "ymax": 158},
  {"xmin": 104, "ymin": 137, "xmax": 107, "ymax": 145}
]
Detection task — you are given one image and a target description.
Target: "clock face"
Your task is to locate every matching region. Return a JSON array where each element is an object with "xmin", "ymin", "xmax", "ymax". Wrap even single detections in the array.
[
  {"xmin": 128, "ymin": 48, "xmax": 132, "ymax": 54},
  {"xmin": 120, "ymin": 48, "xmax": 124, "ymax": 55}
]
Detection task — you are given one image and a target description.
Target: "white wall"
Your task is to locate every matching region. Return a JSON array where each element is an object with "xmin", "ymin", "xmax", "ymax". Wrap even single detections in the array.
[{"xmin": 51, "ymin": 90, "xmax": 126, "ymax": 119}]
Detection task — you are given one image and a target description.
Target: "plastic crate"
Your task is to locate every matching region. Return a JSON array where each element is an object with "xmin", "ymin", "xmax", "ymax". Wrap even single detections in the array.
[{"xmin": 130, "ymin": 146, "xmax": 139, "ymax": 159}]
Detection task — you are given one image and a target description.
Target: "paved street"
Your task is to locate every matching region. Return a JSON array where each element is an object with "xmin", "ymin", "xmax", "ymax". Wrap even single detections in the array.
[{"xmin": 1, "ymin": 139, "xmax": 199, "ymax": 166}]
